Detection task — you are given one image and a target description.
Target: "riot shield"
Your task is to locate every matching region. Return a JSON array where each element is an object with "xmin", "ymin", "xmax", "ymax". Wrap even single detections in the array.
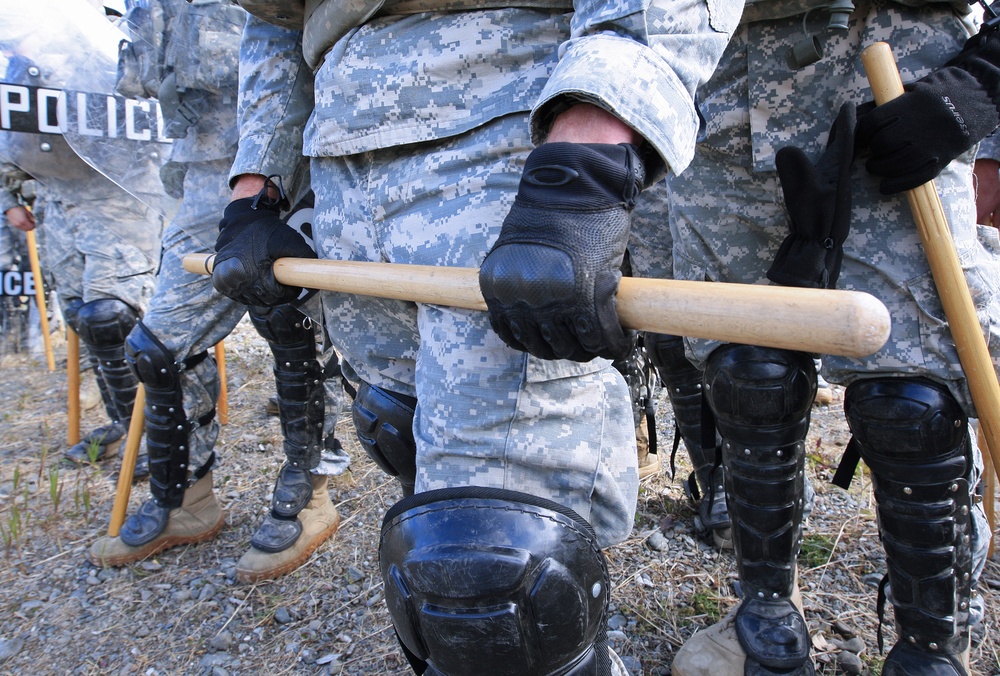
[{"xmin": 0, "ymin": 0, "xmax": 176, "ymax": 217}]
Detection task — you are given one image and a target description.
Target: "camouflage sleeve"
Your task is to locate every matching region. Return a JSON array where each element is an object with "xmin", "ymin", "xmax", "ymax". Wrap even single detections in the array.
[
  {"xmin": 0, "ymin": 186, "xmax": 19, "ymax": 215},
  {"xmin": 229, "ymin": 15, "xmax": 315, "ymax": 187},
  {"xmin": 977, "ymin": 131, "xmax": 1000, "ymax": 162},
  {"xmin": 531, "ymin": 0, "xmax": 745, "ymax": 180}
]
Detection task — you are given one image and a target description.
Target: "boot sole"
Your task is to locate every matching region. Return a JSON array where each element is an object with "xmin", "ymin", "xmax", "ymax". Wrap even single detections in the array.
[
  {"xmin": 236, "ymin": 510, "xmax": 341, "ymax": 584},
  {"xmin": 87, "ymin": 511, "xmax": 226, "ymax": 568}
]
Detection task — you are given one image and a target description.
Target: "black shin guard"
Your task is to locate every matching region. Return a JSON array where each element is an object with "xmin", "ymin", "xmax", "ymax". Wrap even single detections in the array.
[
  {"xmin": 121, "ymin": 323, "xmax": 213, "ymax": 546},
  {"xmin": 75, "ymin": 299, "xmax": 140, "ymax": 426},
  {"xmin": 645, "ymin": 333, "xmax": 728, "ymax": 532},
  {"xmin": 380, "ymin": 487, "xmax": 611, "ymax": 676},
  {"xmin": 352, "ymin": 382, "xmax": 417, "ymax": 496},
  {"xmin": 845, "ymin": 378, "xmax": 974, "ymax": 675},
  {"xmin": 250, "ymin": 304, "xmax": 327, "ymax": 552},
  {"xmin": 704, "ymin": 344, "xmax": 816, "ymax": 673}
]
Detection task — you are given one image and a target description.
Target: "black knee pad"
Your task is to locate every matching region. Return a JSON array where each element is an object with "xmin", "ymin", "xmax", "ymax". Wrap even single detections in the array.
[
  {"xmin": 702, "ymin": 343, "xmax": 815, "ymax": 446},
  {"xmin": 352, "ymin": 382, "xmax": 417, "ymax": 494},
  {"xmin": 62, "ymin": 297, "xmax": 84, "ymax": 334},
  {"xmin": 380, "ymin": 487, "xmax": 610, "ymax": 676},
  {"xmin": 74, "ymin": 298, "xmax": 138, "ymax": 351},
  {"xmin": 844, "ymin": 377, "xmax": 969, "ymax": 484},
  {"xmin": 248, "ymin": 303, "xmax": 313, "ymax": 345}
]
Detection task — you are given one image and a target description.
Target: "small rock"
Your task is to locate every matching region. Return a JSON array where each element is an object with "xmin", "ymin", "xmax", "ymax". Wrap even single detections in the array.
[
  {"xmin": 621, "ymin": 656, "xmax": 642, "ymax": 674},
  {"xmin": 273, "ymin": 607, "xmax": 293, "ymax": 624},
  {"xmin": 316, "ymin": 652, "xmax": 342, "ymax": 665},
  {"xmin": 0, "ymin": 637, "xmax": 25, "ymax": 660},
  {"xmin": 608, "ymin": 614, "xmax": 628, "ymax": 630},
  {"xmin": 836, "ymin": 649, "xmax": 864, "ymax": 674},
  {"xmin": 209, "ymin": 632, "xmax": 233, "ymax": 652},
  {"xmin": 842, "ymin": 637, "xmax": 865, "ymax": 654},
  {"xmin": 832, "ymin": 620, "xmax": 857, "ymax": 639},
  {"xmin": 646, "ymin": 530, "xmax": 669, "ymax": 552},
  {"xmin": 140, "ymin": 561, "xmax": 163, "ymax": 572},
  {"xmin": 199, "ymin": 583, "xmax": 218, "ymax": 602},
  {"xmin": 861, "ymin": 573, "xmax": 883, "ymax": 589}
]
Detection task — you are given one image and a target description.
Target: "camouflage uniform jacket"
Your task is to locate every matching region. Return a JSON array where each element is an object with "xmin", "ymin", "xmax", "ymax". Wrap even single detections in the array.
[{"xmin": 230, "ymin": 0, "xmax": 745, "ymax": 186}]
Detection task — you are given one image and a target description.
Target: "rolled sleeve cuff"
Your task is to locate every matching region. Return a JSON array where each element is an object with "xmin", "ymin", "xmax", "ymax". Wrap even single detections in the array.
[
  {"xmin": 229, "ymin": 133, "xmax": 304, "ymax": 188},
  {"xmin": 530, "ymin": 34, "xmax": 698, "ymax": 182}
]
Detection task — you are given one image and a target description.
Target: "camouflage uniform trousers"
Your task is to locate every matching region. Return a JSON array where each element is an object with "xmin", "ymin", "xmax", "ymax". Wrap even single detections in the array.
[
  {"xmin": 138, "ymin": 159, "xmax": 245, "ymax": 470},
  {"xmin": 41, "ymin": 190, "xmax": 161, "ymax": 315},
  {"xmin": 664, "ymin": 0, "xmax": 997, "ymax": 626},
  {"xmin": 310, "ymin": 113, "xmax": 638, "ymax": 547}
]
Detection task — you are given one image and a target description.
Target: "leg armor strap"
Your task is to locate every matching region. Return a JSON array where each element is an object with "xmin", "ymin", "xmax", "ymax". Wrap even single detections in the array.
[
  {"xmin": 380, "ymin": 487, "xmax": 611, "ymax": 676},
  {"xmin": 352, "ymin": 382, "xmax": 417, "ymax": 496},
  {"xmin": 251, "ymin": 305, "xmax": 324, "ymax": 470},
  {"xmin": 845, "ymin": 377, "xmax": 974, "ymax": 660},
  {"xmin": 125, "ymin": 322, "xmax": 213, "ymax": 508}
]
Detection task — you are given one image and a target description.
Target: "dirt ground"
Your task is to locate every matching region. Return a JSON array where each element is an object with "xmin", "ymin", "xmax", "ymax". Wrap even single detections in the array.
[{"xmin": 0, "ymin": 316, "xmax": 998, "ymax": 675}]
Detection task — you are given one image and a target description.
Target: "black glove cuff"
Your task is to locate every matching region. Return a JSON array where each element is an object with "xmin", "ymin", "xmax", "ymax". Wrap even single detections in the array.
[{"xmin": 517, "ymin": 143, "xmax": 645, "ymax": 210}]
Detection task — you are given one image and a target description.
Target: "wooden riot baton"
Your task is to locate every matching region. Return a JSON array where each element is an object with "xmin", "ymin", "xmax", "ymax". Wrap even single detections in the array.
[
  {"xmin": 182, "ymin": 253, "xmax": 891, "ymax": 358},
  {"xmin": 215, "ymin": 341, "xmax": 229, "ymax": 425},
  {"xmin": 862, "ymin": 42, "xmax": 1000, "ymax": 483},
  {"xmin": 67, "ymin": 328, "xmax": 81, "ymax": 445},
  {"xmin": 25, "ymin": 229, "xmax": 55, "ymax": 371},
  {"xmin": 108, "ymin": 385, "xmax": 145, "ymax": 537}
]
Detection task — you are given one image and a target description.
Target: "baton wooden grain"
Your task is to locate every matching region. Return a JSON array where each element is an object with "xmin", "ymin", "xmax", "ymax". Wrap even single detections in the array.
[
  {"xmin": 863, "ymin": 41, "xmax": 1000, "ymax": 481},
  {"xmin": 26, "ymin": 229, "xmax": 54, "ymax": 371},
  {"xmin": 183, "ymin": 253, "xmax": 891, "ymax": 357},
  {"xmin": 67, "ymin": 328, "xmax": 80, "ymax": 445},
  {"xmin": 108, "ymin": 385, "xmax": 145, "ymax": 538}
]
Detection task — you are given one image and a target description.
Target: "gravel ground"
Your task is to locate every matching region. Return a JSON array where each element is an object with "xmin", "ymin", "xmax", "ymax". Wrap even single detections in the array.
[{"xmin": 0, "ymin": 317, "xmax": 998, "ymax": 675}]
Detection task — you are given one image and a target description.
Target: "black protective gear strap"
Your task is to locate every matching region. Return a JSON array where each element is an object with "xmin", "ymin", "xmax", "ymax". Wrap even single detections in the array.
[
  {"xmin": 126, "ymin": 322, "xmax": 214, "ymax": 508},
  {"xmin": 270, "ymin": 463, "xmax": 313, "ymax": 519},
  {"xmin": 845, "ymin": 377, "xmax": 975, "ymax": 661},
  {"xmin": 251, "ymin": 304, "xmax": 325, "ymax": 470},
  {"xmin": 735, "ymin": 598, "xmax": 814, "ymax": 674},
  {"xmin": 119, "ymin": 498, "xmax": 170, "ymax": 547},
  {"xmin": 352, "ymin": 382, "xmax": 417, "ymax": 496},
  {"xmin": 380, "ymin": 486, "xmax": 612, "ymax": 676},
  {"xmin": 611, "ymin": 333, "xmax": 657, "ymax": 451}
]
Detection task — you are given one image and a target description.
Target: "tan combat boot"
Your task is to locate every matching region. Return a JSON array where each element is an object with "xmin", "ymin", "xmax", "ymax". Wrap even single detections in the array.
[
  {"xmin": 671, "ymin": 585, "xmax": 805, "ymax": 676},
  {"xmin": 87, "ymin": 472, "xmax": 224, "ymax": 567},
  {"xmin": 235, "ymin": 474, "xmax": 340, "ymax": 583},
  {"xmin": 636, "ymin": 416, "xmax": 660, "ymax": 479}
]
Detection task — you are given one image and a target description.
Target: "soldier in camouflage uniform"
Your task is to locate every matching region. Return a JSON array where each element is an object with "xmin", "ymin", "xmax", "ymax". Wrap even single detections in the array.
[
  {"xmin": 87, "ymin": 0, "xmax": 349, "ymax": 584},
  {"xmin": 1, "ymin": 1, "xmax": 163, "ymax": 462},
  {"xmin": 664, "ymin": 1, "xmax": 1000, "ymax": 674},
  {"xmin": 210, "ymin": 0, "xmax": 742, "ymax": 670}
]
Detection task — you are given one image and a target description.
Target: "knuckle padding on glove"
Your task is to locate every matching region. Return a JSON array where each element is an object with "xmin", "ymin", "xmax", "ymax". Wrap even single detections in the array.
[
  {"xmin": 479, "ymin": 142, "xmax": 642, "ymax": 362},
  {"xmin": 213, "ymin": 196, "xmax": 316, "ymax": 307}
]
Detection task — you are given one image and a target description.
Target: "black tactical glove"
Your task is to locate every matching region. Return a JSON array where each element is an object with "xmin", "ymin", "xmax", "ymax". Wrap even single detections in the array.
[
  {"xmin": 768, "ymin": 103, "xmax": 856, "ymax": 290},
  {"xmin": 213, "ymin": 194, "xmax": 317, "ymax": 307},
  {"xmin": 479, "ymin": 142, "xmax": 645, "ymax": 362},
  {"xmin": 856, "ymin": 30, "xmax": 1000, "ymax": 195}
]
